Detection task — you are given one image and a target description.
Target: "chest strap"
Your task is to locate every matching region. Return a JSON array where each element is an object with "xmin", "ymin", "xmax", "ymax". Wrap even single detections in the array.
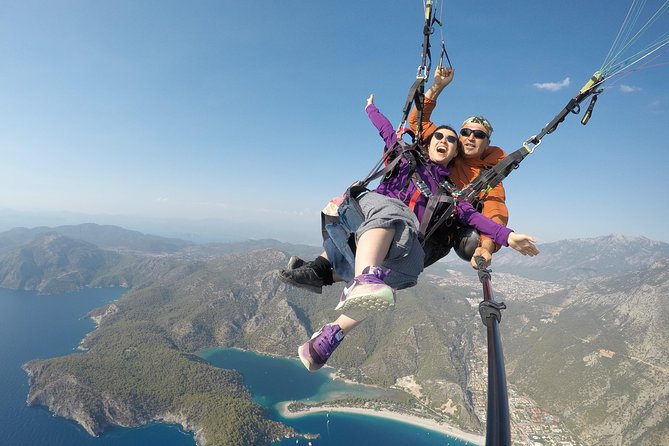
[{"xmin": 419, "ymin": 193, "xmax": 456, "ymax": 238}]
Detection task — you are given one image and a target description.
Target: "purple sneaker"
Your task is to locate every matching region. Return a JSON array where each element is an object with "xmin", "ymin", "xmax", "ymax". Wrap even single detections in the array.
[
  {"xmin": 298, "ymin": 324, "xmax": 345, "ymax": 372},
  {"xmin": 334, "ymin": 266, "xmax": 396, "ymax": 312}
]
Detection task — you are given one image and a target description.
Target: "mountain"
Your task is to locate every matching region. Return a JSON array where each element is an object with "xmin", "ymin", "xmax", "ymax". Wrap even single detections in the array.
[
  {"xmin": 504, "ymin": 257, "xmax": 669, "ymax": 445},
  {"xmin": 0, "ymin": 223, "xmax": 194, "ymax": 254},
  {"xmin": 6, "ymin": 227, "xmax": 668, "ymax": 445},
  {"xmin": 0, "ymin": 232, "xmax": 119, "ymax": 293},
  {"xmin": 0, "ymin": 230, "xmax": 189, "ymax": 294},
  {"xmin": 0, "ymin": 224, "xmax": 321, "ymax": 294},
  {"xmin": 184, "ymin": 238, "xmax": 322, "ymax": 261},
  {"xmin": 442, "ymin": 234, "xmax": 669, "ymax": 283}
]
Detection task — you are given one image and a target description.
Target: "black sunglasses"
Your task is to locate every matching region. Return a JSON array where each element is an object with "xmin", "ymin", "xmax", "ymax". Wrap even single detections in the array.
[
  {"xmin": 460, "ymin": 128, "xmax": 489, "ymax": 139},
  {"xmin": 433, "ymin": 131, "xmax": 457, "ymax": 143}
]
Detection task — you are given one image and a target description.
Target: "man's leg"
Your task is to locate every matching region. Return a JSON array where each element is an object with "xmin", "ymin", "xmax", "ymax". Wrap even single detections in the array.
[{"xmin": 276, "ymin": 251, "xmax": 334, "ymax": 294}]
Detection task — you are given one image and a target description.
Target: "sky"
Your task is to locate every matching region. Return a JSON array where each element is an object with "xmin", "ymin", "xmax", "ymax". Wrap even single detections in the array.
[{"xmin": 1, "ymin": 0, "xmax": 668, "ymax": 245}]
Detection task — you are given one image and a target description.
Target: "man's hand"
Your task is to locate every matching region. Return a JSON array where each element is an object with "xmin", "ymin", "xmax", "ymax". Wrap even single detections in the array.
[
  {"xmin": 433, "ymin": 66, "xmax": 454, "ymax": 88},
  {"xmin": 425, "ymin": 67, "xmax": 455, "ymax": 100},
  {"xmin": 471, "ymin": 246, "xmax": 492, "ymax": 269},
  {"xmin": 366, "ymin": 94, "xmax": 374, "ymax": 108}
]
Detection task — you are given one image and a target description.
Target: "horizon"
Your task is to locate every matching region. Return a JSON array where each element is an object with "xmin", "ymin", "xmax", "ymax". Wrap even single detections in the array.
[{"xmin": 0, "ymin": 213, "xmax": 666, "ymax": 247}]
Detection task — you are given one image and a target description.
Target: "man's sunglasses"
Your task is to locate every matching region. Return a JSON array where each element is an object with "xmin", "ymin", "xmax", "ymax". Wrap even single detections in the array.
[
  {"xmin": 460, "ymin": 128, "xmax": 489, "ymax": 139},
  {"xmin": 433, "ymin": 132, "xmax": 457, "ymax": 143}
]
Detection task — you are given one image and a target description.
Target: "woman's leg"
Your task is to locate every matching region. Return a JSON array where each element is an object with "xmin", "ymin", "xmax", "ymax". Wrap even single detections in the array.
[
  {"xmin": 332, "ymin": 314, "xmax": 359, "ymax": 334},
  {"xmin": 333, "ymin": 226, "xmax": 397, "ymax": 313},
  {"xmin": 297, "ymin": 313, "xmax": 360, "ymax": 372},
  {"xmin": 297, "ymin": 227, "xmax": 398, "ymax": 372},
  {"xmin": 354, "ymin": 227, "xmax": 395, "ymax": 275}
]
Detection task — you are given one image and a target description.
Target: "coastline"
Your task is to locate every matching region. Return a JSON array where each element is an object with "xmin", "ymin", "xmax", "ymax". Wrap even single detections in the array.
[{"xmin": 275, "ymin": 401, "xmax": 484, "ymax": 446}]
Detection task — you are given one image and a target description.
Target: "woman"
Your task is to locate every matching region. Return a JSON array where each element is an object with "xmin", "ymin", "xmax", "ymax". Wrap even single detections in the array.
[{"xmin": 286, "ymin": 95, "xmax": 539, "ymax": 371}]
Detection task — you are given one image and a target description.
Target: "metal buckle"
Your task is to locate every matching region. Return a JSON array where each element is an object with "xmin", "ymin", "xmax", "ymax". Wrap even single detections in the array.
[{"xmin": 523, "ymin": 137, "xmax": 542, "ymax": 154}]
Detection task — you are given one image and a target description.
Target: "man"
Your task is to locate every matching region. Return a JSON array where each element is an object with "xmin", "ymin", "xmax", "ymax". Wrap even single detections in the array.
[{"xmin": 409, "ymin": 66, "xmax": 509, "ymax": 269}]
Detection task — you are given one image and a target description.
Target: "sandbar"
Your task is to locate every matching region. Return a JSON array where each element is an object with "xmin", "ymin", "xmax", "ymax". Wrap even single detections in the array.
[{"xmin": 276, "ymin": 401, "xmax": 484, "ymax": 445}]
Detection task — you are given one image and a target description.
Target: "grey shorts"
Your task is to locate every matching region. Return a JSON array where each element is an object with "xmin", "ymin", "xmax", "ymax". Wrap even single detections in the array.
[{"xmin": 354, "ymin": 191, "xmax": 425, "ymax": 289}]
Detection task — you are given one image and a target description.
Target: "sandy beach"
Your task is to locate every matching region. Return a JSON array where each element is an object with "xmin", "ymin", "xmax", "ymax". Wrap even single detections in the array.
[{"xmin": 275, "ymin": 401, "xmax": 484, "ymax": 445}]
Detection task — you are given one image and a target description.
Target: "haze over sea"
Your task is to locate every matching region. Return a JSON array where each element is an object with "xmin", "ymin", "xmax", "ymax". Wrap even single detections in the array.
[{"xmin": 0, "ymin": 287, "xmax": 470, "ymax": 445}]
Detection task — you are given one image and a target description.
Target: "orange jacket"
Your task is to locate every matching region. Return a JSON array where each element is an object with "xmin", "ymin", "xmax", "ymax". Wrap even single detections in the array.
[{"xmin": 409, "ymin": 96, "xmax": 509, "ymax": 250}]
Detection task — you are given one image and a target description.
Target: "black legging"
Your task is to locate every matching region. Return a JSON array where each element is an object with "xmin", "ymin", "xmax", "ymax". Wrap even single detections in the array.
[{"xmin": 422, "ymin": 226, "xmax": 480, "ymax": 268}]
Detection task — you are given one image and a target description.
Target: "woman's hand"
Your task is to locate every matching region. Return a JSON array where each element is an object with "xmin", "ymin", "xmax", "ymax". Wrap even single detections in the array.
[
  {"xmin": 366, "ymin": 94, "xmax": 374, "ymax": 107},
  {"xmin": 507, "ymin": 233, "xmax": 540, "ymax": 257}
]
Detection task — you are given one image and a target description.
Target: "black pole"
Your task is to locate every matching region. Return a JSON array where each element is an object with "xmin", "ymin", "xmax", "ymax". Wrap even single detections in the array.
[{"xmin": 475, "ymin": 256, "xmax": 511, "ymax": 446}]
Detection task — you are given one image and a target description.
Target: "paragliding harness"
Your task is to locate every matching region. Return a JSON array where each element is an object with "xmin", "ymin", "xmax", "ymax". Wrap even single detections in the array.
[
  {"xmin": 325, "ymin": 137, "xmax": 461, "ymax": 239},
  {"xmin": 320, "ymin": 129, "xmax": 479, "ymax": 284}
]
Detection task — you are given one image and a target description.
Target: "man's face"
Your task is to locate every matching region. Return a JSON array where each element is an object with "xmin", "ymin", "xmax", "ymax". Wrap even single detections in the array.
[{"xmin": 459, "ymin": 123, "xmax": 490, "ymax": 158}]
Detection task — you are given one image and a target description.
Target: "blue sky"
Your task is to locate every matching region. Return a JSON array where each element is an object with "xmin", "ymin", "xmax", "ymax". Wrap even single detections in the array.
[{"xmin": 1, "ymin": 1, "xmax": 668, "ymax": 245}]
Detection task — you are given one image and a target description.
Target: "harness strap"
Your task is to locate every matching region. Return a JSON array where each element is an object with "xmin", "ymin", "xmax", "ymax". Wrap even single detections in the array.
[
  {"xmin": 396, "ymin": 0, "xmax": 440, "ymax": 141},
  {"xmin": 361, "ymin": 139, "xmax": 431, "ymax": 193},
  {"xmin": 407, "ymin": 155, "xmax": 461, "ymax": 242},
  {"xmin": 360, "ymin": 139, "xmax": 411, "ymax": 187},
  {"xmin": 461, "ymin": 147, "xmax": 531, "ymax": 204},
  {"xmin": 398, "ymin": 78, "xmax": 425, "ymax": 139},
  {"xmin": 420, "ymin": 193, "xmax": 456, "ymax": 238},
  {"xmin": 400, "ymin": 151, "xmax": 418, "ymax": 194},
  {"xmin": 438, "ymin": 40, "xmax": 453, "ymax": 69},
  {"xmin": 408, "ymin": 189, "xmax": 422, "ymax": 212},
  {"xmin": 411, "ymin": 172, "xmax": 432, "ymax": 198},
  {"xmin": 532, "ymin": 71, "xmax": 604, "ymax": 142}
]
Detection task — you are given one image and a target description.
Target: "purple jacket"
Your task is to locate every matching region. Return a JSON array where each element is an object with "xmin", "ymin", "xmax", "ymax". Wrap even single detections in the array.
[{"xmin": 365, "ymin": 103, "xmax": 512, "ymax": 247}]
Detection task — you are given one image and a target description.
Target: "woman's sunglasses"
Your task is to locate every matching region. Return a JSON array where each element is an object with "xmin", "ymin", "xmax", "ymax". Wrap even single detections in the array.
[
  {"xmin": 460, "ymin": 128, "xmax": 489, "ymax": 139},
  {"xmin": 433, "ymin": 132, "xmax": 457, "ymax": 143}
]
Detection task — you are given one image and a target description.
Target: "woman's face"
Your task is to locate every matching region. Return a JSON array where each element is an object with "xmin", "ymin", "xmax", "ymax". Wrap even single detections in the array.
[{"xmin": 428, "ymin": 128, "xmax": 459, "ymax": 166}]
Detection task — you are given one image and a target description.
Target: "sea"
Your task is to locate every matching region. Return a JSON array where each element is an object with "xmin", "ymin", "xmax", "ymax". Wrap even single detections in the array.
[{"xmin": 0, "ymin": 287, "xmax": 472, "ymax": 446}]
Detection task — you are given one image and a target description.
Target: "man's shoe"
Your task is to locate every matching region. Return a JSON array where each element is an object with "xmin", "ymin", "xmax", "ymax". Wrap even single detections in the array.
[
  {"xmin": 334, "ymin": 266, "xmax": 395, "ymax": 312},
  {"xmin": 286, "ymin": 255, "xmax": 305, "ymax": 270},
  {"xmin": 298, "ymin": 324, "xmax": 345, "ymax": 371},
  {"xmin": 276, "ymin": 258, "xmax": 324, "ymax": 294}
]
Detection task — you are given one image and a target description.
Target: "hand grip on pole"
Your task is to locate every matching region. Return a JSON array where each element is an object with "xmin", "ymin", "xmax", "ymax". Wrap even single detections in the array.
[{"xmin": 475, "ymin": 256, "xmax": 492, "ymax": 283}]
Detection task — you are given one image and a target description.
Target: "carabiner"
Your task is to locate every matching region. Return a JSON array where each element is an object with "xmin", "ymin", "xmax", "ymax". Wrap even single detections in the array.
[
  {"xmin": 523, "ymin": 137, "xmax": 542, "ymax": 154},
  {"xmin": 416, "ymin": 65, "xmax": 429, "ymax": 80}
]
